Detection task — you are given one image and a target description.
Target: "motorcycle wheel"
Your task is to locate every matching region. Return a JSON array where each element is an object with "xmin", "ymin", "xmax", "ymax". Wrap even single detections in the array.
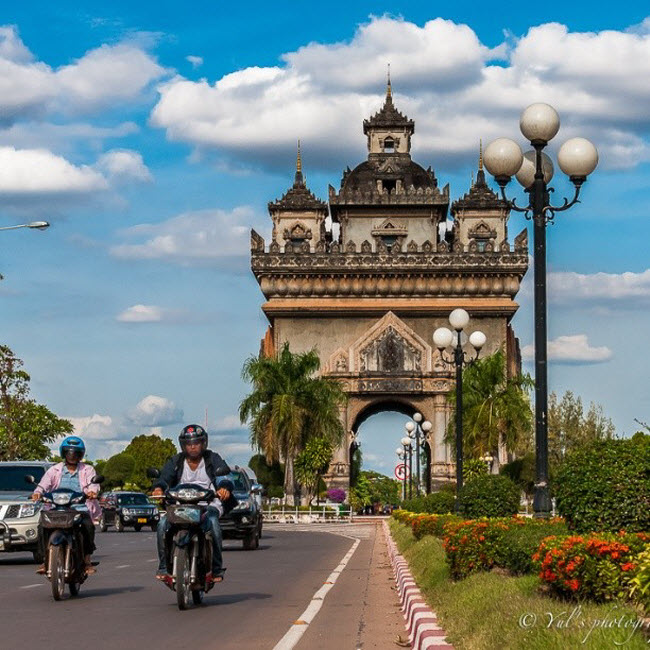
[
  {"xmin": 115, "ymin": 518, "xmax": 124, "ymax": 533},
  {"xmin": 243, "ymin": 527, "xmax": 259, "ymax": 550},
  {"xmin": 50, "ymin": 545, "xmax": 66, "ymax": 601},
  {"xmin": 134, "ymin": 525, "xmax": 142, "ymax": 532},
  {"xmin": 192, "ymin": 589, "xmax": 204, "ymax": 605},
  {"xmin": 174, "ymin": 547, "xmax": 193, "ymax": 610},
  {"xmin": 99, "ymin": 514, "xmax": 108, "ymax": 533}
]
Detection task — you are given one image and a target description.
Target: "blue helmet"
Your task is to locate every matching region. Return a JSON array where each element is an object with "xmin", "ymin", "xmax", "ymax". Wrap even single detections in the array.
[{"xmin": 60, "ymin": 436, "xmax": 86, "ymax": 459}]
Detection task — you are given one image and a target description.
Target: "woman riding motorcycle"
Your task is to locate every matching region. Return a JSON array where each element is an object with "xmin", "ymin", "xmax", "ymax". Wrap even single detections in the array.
[{"xmin": 31, "ymin": 436, "xmax": 100, "ymax": 575}]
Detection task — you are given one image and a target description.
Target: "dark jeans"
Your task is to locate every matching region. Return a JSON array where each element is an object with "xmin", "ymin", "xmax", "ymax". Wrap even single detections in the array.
[
  {"xmin": 38, "ymin": 510, "xmax": 96, "ymax": 559},
  {"xmin": 156, "ymin": 507, "xmax": 223, "ymax": 574}
]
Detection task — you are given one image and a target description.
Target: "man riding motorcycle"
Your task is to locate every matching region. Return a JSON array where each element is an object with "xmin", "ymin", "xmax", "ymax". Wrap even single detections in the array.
[
  {"xmin": 31, "ymin": 436, "xmax": 99, "ymax": 575},
  {"xmin": 152, "ymin": 424, "xmax": 236, "ymax": 583}
]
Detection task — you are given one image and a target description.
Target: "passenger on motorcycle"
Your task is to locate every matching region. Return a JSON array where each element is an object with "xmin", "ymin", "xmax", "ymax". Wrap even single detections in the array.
[
  {"xmin": 152, "ymin": 424, "xmax": 236, "ymax": 582},
  {"xmin": 31, "ymin": 436, "xmax": 100, "ymax": 575}
]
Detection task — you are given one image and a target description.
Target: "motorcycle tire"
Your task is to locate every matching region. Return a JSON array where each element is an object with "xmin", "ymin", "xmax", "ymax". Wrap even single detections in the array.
[
  {"xmin": 243, "ymin": 527, "xmax": 259, "ymax": 550},
  {"xmin": 50, "ymin": 545, "xmax": 66, "ymax": 601},
  {"xmin": 115, "ymin": 518, "xmax": 124, "ymax": 533},
  {"xmin": 150, "ymin": 524, "xmax": 157, "ymax": 532},
  {"xmin": 99, "ymin": 514, "xmax": 108, "ymax": 533},
  {"xmin": 192, "ymin": 588, "xmax": 204, "ymax": 605},
  {"xmin": 175, "ymin": 547, "xmax": 193, "ymax": 610},
  {"xmin": 134, "ymin": 525, "xmax": 142, "ymax": 532}
]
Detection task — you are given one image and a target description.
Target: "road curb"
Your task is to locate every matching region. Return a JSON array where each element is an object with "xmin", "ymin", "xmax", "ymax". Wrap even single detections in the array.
[{"xmin": 383, "ymin": 521, "xmax": 455, "ymax": 649}]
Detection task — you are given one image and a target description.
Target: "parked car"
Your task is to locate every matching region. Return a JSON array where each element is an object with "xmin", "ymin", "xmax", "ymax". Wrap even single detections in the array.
[
  {"xmin": 218, "ymin": 467, "xmax": 263, "ymax": 550},
  {"xmin": 98, "ymin": 491, "xmax": 160, "ymax": 532},
  {"xmin": 0, "ymin": 461, "xmax": 53, "ymax": 562}
]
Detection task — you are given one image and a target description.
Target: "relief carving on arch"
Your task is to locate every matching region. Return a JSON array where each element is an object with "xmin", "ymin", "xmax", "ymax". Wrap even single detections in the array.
[{"xmin": 324, "ymin": 347, "xmax": 350, "ymax": 374}]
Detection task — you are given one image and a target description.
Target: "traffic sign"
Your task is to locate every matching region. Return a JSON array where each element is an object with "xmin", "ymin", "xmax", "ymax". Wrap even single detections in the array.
[{"xmin": 395, "ymin": 463, "xmax": 409, "ymax": 481}]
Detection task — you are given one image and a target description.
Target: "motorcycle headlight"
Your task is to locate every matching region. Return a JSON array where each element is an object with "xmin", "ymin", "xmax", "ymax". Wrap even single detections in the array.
[
  {"xmin": 234, "ymin": 499, "xmax": 252, "ymax": 511},
  {"xmin": 53, "ymin": 493, "xmax": 73, "ymax": 506},
  {"xmin": 169, "ymin": 487, "xmax": 209, "ymax": 502},
  {"xmin": 19, "ymin": 502, "xmax": 41, "ymax": 518}
]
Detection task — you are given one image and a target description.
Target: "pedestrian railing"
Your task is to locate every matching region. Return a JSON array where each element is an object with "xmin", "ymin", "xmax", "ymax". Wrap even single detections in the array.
[{"xmin": 262, "ymin": 506, "xmax": 353, "ymax": 523}]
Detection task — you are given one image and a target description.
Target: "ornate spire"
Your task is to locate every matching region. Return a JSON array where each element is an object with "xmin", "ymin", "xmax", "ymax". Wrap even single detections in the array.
[
  {"xmin": 363, "ymin": 75, "xmax": 414, "ymax": 135},
  {"xmin": 386, "ymin": 64, "xmax": 392, "ymax": 101},
  {"xmin": 479, "ymin": 139, "xmax": 483, "ymax": 171},
  {"xmin": 476, "ymin": 140, "xmax": 486, "ymax": 186},
  {"xmin": 294, "ymin": 139, "xmax": 305, "ymax": 188}
]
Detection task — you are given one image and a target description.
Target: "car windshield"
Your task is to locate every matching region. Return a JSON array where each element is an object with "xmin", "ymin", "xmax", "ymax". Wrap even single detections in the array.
[
  {"xmin": 219, "ymin": 472, "xmax": 247, "ymax": 492},
  {"xmin": 117, "ymin": 494, "xmax": 149, "ymax": 506},
  {"xmin": 0, "ymin": 466, "xmax": 47, "ymax": 491}
]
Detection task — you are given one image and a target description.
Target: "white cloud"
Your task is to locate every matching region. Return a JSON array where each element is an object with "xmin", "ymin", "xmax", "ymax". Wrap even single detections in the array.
[
  {"xmin": 96, "ymin": 149, "xmax": 153, "ymax": 184},
  {"xmin": 126, "ymin": 395, "xmax": 184, "ymax": 427},
  {"xmin": 67, "ymin": 414, "xmax": 115, "ymax": 440},
  {"xmin": 548, "ymin": 269, "xmax": 650, "ymax": 306},
  {"xmin": 522, "ymin": 334, "xmax": 613, "ymax": 364},
  {"xmin": 186, "ymin": 55, "xmax": 203, "ymax": 68},
  {"xmin": 0, "ymin": 25, "xmax": 167, "ymax": 123},
  {"xmin": 213, "ymin": 415, "xmax": 246, "ymax": 431},
  {"xmin": 116, "ymin": 304, "xmax": 163, "ymax": 323},
  {"xmin": 0, "ymin": 146, "xmax": 108, "ymax": 195},
  {"xmin": 150, "ymin": 17, "xmax": 650, "ymax": 171},
  {"xmin": 109, "ymin": 206, "xmax": 262, "ymax": 268}
]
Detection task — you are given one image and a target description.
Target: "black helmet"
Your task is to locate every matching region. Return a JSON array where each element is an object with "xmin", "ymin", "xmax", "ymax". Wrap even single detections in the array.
[{"xmin": 179, "ymin": 424, "xmax": 208, "ymax": 452}]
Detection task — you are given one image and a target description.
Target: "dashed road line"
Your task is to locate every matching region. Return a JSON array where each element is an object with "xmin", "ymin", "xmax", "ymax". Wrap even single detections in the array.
[
  {"xmin": 20, "ymin": 584, "xmax": 43, "ymax": 589},
  {"xmin": 116, "ymin": 564, "xmax": 130, "ymax": 569}
]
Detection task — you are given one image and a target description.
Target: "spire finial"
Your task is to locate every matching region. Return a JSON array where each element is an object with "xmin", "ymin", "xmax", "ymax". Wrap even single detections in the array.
[
  {"xmin": 479, "ymin": 139, "xmax": 483, "ymax": 171},
  {"xmin": 386, "ymin": 63, "xmax": 392, "ymax": 100},
  {"xmin": 296, "ymin": 139, "xmax": 302, "ymax": 174},
  {"xmin": 293, "ymin": 139, "xmax": 305, "ymax": 188}
]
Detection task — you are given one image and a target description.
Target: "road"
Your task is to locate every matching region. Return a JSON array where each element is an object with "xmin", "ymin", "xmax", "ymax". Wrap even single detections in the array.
[{"xmin": 0, "ymin": 522, "xmax": 404, "ymax": 649}]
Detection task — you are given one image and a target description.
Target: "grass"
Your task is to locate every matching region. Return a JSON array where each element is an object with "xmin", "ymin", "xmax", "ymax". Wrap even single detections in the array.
[{"xmin": 390, "ymin": 520, "xmax": 649, "ymax": 650}]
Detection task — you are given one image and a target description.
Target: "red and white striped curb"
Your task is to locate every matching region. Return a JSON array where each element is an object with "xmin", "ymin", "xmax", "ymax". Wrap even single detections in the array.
[{"xmin": 383, "ymin": 521, "xmax": 455, "ymax": 649}]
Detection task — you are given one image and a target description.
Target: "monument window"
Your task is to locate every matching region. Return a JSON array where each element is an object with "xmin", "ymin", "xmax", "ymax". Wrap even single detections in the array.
[
  {"xmin": 382, "ymin": 179, "xmax": 397, "ymax": 194},
  {"xmin": 383, "ymin": 137, "xmax": 395, "ymax": 153}
]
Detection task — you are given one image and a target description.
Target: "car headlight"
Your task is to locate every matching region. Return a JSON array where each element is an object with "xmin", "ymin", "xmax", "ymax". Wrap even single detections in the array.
[
  {"xmin": 234, "ymin": 499, "xmax": 252, "ymax": 511},
  {"xmin": 19, "ymin": 502, "xmax": 41, "ymax": 518},
  {"xmin": 122, "ymin": 508, "xmax": 133, "ymax": 515}
]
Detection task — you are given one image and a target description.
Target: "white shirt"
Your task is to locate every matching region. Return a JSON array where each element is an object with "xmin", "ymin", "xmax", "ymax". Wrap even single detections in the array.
[{"xmin": 180, "ymin": 458, "xmax": 223, "ymax": 516}]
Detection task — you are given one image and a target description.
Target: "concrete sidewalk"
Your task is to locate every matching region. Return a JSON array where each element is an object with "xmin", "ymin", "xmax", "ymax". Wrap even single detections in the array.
[{"xmin": 295, "ymin": 521, "xmax": 408, "ymax": 649}]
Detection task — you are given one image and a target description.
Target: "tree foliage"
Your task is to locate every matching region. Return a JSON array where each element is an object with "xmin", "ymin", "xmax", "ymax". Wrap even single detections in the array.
[
  {"xmin": 349, "ymin": 470, "xmax": 399, "ymax": 511},
  {"xmin": 103, "ymin": 453, "xmax": 136, "ymax": 489},
  {"xmin": 295, "ymin": 437, "xmax": 333, "ymax": 504},
  {"xmin": 248, "ymin": 454, "xmax": 285, "ymax": 497},
  {"xmin": 548, "ymin": 391, "xmax": 615, "ymax": 467},
  {"xmin": 122, "ymin": 434, "xmax": 176, "ymax": 489},
  {"xmin": 239, "ymin": 343, "xmax": 347, "ymax": 503},
  {"xmin": 446, "ymin": 348, "xmax": 534, "ymax": 464},
  {"xmin": 0, "ymin": 345, "xmax": 73, "ymax": 460}
]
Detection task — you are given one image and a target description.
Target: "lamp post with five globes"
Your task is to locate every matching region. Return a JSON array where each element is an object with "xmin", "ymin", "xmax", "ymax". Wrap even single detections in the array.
[
  {"xmin": 400, "ymin": 436, "xmax": 413, "ymax": 500},
  {"xmin": 433, "ymin": 309, "xmax": 487, "ymax": 511},
  {"xmin": 405, "ymin": 414, "xmax": 432, "ymax": 496},
  {"xmin": 483, "ymin": 103, "xmax": 598, "ymax": 518}
]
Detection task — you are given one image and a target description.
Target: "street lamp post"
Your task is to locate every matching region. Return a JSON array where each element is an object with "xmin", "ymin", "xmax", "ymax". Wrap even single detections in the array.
[
  {"xmin": 433, "ymin": 310, "xmax": 486, "ymax": 512},
  {"xmin": 405, "ymin": 414, "xmax": 432, "ymax": 496},
  {"xmin": 401, "ymin": 436, "xmax": 412, "ymax": 500},
  {"xmin": 483, "ymin": 104, "xmax": 598, "ymax": 518},
  {"xmin": 0, "ymin": 221, "xmax": 50, "ymax": 232},
  {"xmin": 396, "ymin": 448, "xmax": 406, "ymax": 501}
]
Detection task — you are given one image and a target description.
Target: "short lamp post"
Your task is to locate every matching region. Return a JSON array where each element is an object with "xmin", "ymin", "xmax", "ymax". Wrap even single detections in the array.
[
  {"xmin": 396, "ymin": 447, "xmax": 406, "ymax": 501},
  {"xmin": 401, "ymin": 436, "xmax": 413, "ymax": 500},
  {"xmin": 433, "ymin": 309, "xmax": 486, "ymax": 512},
  {"xmin": 483, "ymin": 103, "xmax": 598, "ymax": 518},
  {"xmin": 405, "ymin": 414, "xmax": 432, "ymax": 496},
  {"xmin": 481, "ymin": 452, "xmax": 494, "ymax": 474}
]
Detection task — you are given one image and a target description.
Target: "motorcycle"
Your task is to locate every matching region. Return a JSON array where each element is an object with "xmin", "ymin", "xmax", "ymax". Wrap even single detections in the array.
[
  {"xmin": 28, "ymin": 474, "xmax": 103, "ymax": 600},
  {"xmin": 148, "ymin": 469, "xmax": 221, "ymax": 610}
]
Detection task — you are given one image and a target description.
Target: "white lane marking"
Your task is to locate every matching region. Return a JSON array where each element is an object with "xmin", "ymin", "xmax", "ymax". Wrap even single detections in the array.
[
  {"xmin": 272, "ymin": 536, "xmax": 361, "ymax": 650},
  {"xmin": 116, "ymin": 564, "xmax": 130, "ymax": 569},
  {"xmin": 147, "ymin": 558, "xmax": 157, "ymax": 563},
  {"xmin": 20, "ymin": 584, "xmax": 43, "ymax": 589}
]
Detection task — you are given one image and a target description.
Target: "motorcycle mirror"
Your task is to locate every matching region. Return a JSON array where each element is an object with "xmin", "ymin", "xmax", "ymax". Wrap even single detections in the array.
[
  {"xmin": 146, "ymin": 467, "xmax": 161, "ymax": 479},
  {"xmin": 214, "ymin": 466, "xmax": 230, "ymax": 477},
  {"xmin": 92, "ymin": 474, "xmax": 105, "ymax": 484},
  {"xmin": 24, "ymin": 474, "xmax": 36, "ymax": 485},
  {"xmin": 251, "ymin": 483, "xmax": 263, "ymax": 494}
]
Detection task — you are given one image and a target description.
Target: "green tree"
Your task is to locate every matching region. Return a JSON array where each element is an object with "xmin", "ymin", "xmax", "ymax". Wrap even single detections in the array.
[
  {"xmin": 122, "ymin": 434, "xmax": 177, "ymax": 490},
  {"xmin": 362, "ymin": 470, "xmax": 400, "ymax": 505},
  {"xmin": 446, "ymin": 348, "xmax": 534, "ymax": 467},
  {"xmin": 0, "ymin": 345, "xmax": 73, "ymax": 460},
  {"xmin": 547, "ymin": 391, "xmax": 615, "ymax": 467},
  {"xmin": 248, "ymin": 454, "xmax": 285, "ymax": 497},
  {"xmin": 295, "ymin": 437, "xmax": 333, "ymax": 504},
  {"xmin": 349, "ymin": 473, "xmax": 372, "ymax": 512},
  {"xmin": 239, "ymin": 343, "xmax": 347, "ymax": 504},
  {"xmin": 103, "ymin": 452, "xmax": 136, "ymax": 489}
]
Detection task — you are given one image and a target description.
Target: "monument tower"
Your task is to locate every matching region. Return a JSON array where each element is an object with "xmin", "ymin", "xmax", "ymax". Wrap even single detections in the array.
[{"xmin": 250, "ymin": 79, "xmax": 529, "ymax": 491}]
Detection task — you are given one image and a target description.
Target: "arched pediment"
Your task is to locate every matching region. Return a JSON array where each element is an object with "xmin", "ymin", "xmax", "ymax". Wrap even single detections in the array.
[
  {"xmin": 324, "ymin": 347, "xmax": 350, "ymax": 374},
  {"xmin": 348, "ymin": 312, "xmax": 432, "ymax": 374}
]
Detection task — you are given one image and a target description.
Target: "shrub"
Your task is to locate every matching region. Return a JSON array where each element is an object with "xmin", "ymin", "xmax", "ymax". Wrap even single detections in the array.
[
  {"xmin": 458, "ymin": 474, "xmax": 520, "ymax": 518},
  {"xmin": 534, "ymin": 532, "xmax": 650, "ymax": 602},
  {"xmin": 410, "ymin": 513, "xmax": 463, "ymax": 540},
  {"xmin": 326, "ymin": 488, "xmax": 346, "ymax": 503},
  {"xmin": 555, "ymin": 436, "xmax": 650, "ymax": 533},
  {"xmin": 629, "ymin": 546, "xmax": 650, "ymax": 613},
  {"xmin": 401, "ymin": 491, "xmax": 457, "ymax": 514}
]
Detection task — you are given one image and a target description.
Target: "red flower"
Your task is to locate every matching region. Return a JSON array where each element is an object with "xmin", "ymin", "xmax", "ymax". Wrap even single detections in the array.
[{"xmin": 621, "ymin": 563, "xmax": 635, "ymax": 572}]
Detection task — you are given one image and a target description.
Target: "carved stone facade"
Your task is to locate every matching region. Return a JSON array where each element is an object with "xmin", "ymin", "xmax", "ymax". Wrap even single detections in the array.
[{"xmin": 250, "ymin": 81, "xmax": 528, "ymax": 494}]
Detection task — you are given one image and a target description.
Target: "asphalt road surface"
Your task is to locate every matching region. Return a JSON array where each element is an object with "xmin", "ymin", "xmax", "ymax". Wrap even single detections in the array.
[{"xmin": 0, "ymin": 523, "xmax": 396, "ymax": 650}]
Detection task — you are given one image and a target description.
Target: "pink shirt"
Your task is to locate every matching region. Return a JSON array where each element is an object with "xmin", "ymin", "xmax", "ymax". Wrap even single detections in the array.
[{"xmin": 34, "ymin": 462, "xmax": 101, "ymax": 521}]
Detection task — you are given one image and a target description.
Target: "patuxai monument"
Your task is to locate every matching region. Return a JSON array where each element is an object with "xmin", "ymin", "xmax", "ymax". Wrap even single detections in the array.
[{"xmin": 250, "ymin": 79, "xmax": 529, "ymax": 492}]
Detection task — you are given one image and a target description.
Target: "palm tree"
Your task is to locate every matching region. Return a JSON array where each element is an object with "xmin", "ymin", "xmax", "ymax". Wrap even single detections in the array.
[
  {"xmin": 445, "ymin": 348, "xmax": 533, "ymax": 470},
  {"xmin": 239, "ymin": 343, "xmax": 347, "ymax": 504}
]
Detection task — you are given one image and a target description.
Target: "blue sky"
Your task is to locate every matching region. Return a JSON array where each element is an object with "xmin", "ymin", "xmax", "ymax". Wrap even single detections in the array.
[{"xmin": 1, "ymin": 2, "xmax": 649, "ymax": 474}]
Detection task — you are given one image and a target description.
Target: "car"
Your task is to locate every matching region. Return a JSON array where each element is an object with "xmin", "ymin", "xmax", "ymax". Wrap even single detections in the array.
[
  {"xmin": 0, "ymin": 461, "xmax": 53, "ymax": 562},
  {"xmin": 217, "ymin": 467, "xmax": 263, "ymax": 550},
  {"xmin": 98, "ymin": 491, "xmax": 160, "ymax": 532}
]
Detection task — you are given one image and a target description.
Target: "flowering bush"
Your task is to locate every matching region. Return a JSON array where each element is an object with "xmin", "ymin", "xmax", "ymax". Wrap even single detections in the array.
[
  {"xmin": 410, "ymin": 513, "xmax": 462, "ymax": 540},
  {"xmin": 443, "ymin": 517, "xmax": 567, "ymax": 579},
  {"xmin": 326, "ymin": 488, "xmax": 346, "ymax": 503},
  {"xmin": 534, "ymin": 532, "xmax": 650, "ymax": 602},
  {"xmin": 629, "ymin": 546, "xmax": 650, "ymax": 613}
]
